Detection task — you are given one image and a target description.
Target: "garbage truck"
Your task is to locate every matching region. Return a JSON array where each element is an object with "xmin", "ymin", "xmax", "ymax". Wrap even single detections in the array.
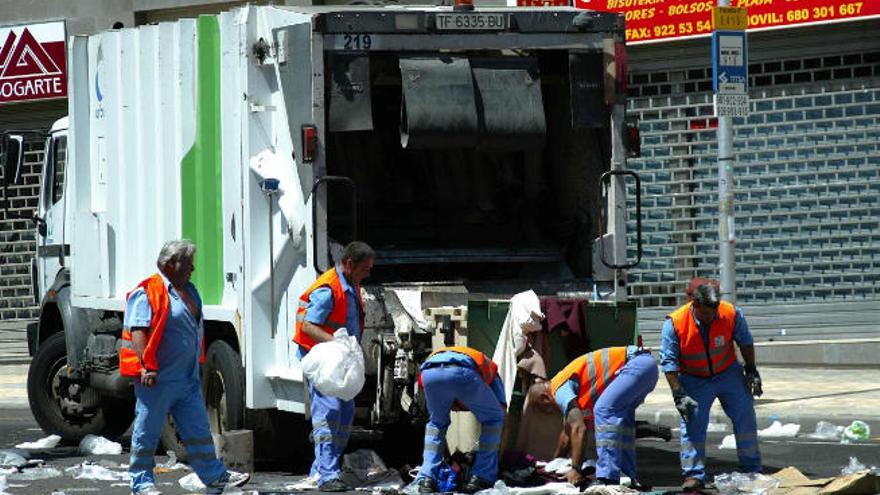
[{"xmin": 1, "ymin": 4, "xmax": 641, "ymax": 453}]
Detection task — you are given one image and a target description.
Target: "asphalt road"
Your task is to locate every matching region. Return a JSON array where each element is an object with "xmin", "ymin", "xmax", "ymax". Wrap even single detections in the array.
[{"xmin": 1, "ymin": 406, "xmax": 878, "ymax": 495}]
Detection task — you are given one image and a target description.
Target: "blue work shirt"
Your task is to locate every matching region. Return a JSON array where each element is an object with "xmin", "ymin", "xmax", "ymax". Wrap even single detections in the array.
[
  {"xmin": 554, "ymin": 345, "xmax": 642, "ymax": 414},
  {"xmin": 659, "ymin": 306, "xmax": 753, "ymax": 373},
  {"xmin": 123, "ymin": 273, "xmax": 203, "ymax": 383},
  {"xmin": 423, "ymin": 351, "xmax": 507, "ymax": 407},
  {"xmin": 297, "ymin": 267, "xmax": 363, "ymax": 361}
]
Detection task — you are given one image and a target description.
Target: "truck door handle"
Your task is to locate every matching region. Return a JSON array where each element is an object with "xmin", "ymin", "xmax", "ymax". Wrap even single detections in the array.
[{"xmin": 33, "ymin": 214, "xmax": 47, "ymax": 237}]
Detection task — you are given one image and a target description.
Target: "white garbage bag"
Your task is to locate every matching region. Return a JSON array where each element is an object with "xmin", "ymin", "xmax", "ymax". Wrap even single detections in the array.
[
  {"xmin": 78, "ymin": 435, "xmax": 123, "ymax": 455},
  {"xmin": 301, "ymin": 329, "xmax": 366, "ymax": 401},
  {"xmin": 15, "ymin": 435, "xmax": 61, "ymax": 450}
]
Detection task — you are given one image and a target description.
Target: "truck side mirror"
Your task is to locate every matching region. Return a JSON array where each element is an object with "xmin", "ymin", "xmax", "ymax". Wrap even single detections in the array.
[{"xmin": 2, "ymin": 134, "xmax": 24, "ymax": 186}]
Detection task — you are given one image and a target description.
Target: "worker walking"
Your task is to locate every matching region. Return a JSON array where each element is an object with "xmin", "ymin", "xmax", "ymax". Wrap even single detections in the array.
[
  {"xmin": 661, "ymin": 282, "xmax": 762, "ymax": 490},
  {"xmin": 416, "ymin": 346, "xmax": 506, "ymax": 494},
  {"xmin": 529, "ymin": 346, "xmax": 657, "ymax": 488},
  {"xmin": 120, "ymin": 240, "xmax": 249, "ymax": 495},
  {"xmin": 293, "ymin": 241, "xmax": 375, "ymax": 492}
]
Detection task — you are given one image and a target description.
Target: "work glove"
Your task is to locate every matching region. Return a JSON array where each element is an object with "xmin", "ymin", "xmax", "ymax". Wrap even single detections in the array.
[
  {"xmin": 672, "ymin": 388, "xmax": 698, "ymax": 421},
  {"xmin": 744, "ymin": 364, "xmax": 763, "ymax": 397}
]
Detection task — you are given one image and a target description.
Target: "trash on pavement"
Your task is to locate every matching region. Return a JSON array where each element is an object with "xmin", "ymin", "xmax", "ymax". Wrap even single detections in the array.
[
  {"xmin": 807, "ymin": 421, "xmax": 845, "ymax": 441},
  {"xmin": 65, "ymin": 461, "xmax": 130, "ymax": 481},
  {"xmin": 707, "ymin": 422, "xmax": 729, "ymax": 433},
  {"xmin": 178, "ymin": 471, "xmax": 206, "ymax": 491},
  {"xmin": 7, "ymin": 466, "xmax": 63, "ymax": 480},
  {"xmin": 718, "ymin": 434, "xmax": 737, "ymax": 449},
  {"xmin": 714, "ymin": 472, "xmax": 779, "ymax": 494},
  {"xmin": 758, "ymin": 421, "xmax": 801, "ymax": 438},
  {"xmin": 154, "ymin": 451, "xmax": 189, "ymax": 473},
  {"xmin": 0, "ymin": 474, "xmax": 9, "ymax": 495},
  {"xmin": 0, "ymin": 451, "xmax": 27, "ymax": 468},
  {"xmin": 582, "ymin": 486, "xmax": 639, "ymax": 494},
  {"xmin": 767, "ymin": 466, "xmax": 880, "ymax": 495},
  {"xmin": 337, "ymin": 449, "xmax": 404, "ymax": 490},
  {"xmin": 286, "ymin": 474, "xmax": 319, "ymax": 491},
  {"xmin": 78, "ymin": 435, "xmax": 123, "ymax": 455},
  {"xmin": 15, "ymin": 434, "xmax": 62, "ymax": 450},
  {"xmin": 840, "ymin": 457, "xmax": 868, "ymax": 475},
  {"xmin": 841, "ymin": 420, "xmax": 870, "ymax": 442}
]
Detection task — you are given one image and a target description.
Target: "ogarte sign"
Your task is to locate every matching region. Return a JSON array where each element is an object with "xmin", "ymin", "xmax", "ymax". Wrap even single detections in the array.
[
  {"xmin": 0, "ymin": 21, "xmax": 67, "ymax": 103},
  {"xmin": 575, "ymin": 0, "xmax": 880, "ymax": 43}
]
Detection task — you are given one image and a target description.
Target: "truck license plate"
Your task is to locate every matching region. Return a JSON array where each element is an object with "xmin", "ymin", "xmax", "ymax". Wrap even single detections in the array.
[{"xmin": 435, "ymin": 13, "xmax": 507, "ymax": 30}]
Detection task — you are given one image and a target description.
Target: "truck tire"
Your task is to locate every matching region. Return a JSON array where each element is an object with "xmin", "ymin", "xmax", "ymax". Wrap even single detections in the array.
[
  {"xmin": 27, "ymin": 332, "xmax": 134, "ymax": 441},
  {"xmin": 160, "ymin": 340, "xmax": 244, "ymax": 460}
]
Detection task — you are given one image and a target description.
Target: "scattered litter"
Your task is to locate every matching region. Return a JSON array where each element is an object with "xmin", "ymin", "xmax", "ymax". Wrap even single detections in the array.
[
  {"xmin": 337, "ymin": 449, "xmax": 404, "ymax": 490},
  {"xmin": 475, "ymin": 480, "xmax": 510, "ymax": 495},
  {"xmin": 582, "ymin": 485, "xmax": 638, "ymax": 494},
  {"xmin": 78, "ymin": 435, "xmax": 122, "ymax": 455},
  {"xmin": 758, "ymin": 420, "xmax": 800, "ymax": 438},
  {"xmin": 718, "ymin": 434, "xmax": 737, "ymax": 449},
  {"xmin": 15, "ymin": 434, "xmax": 61, "ymax": 450},
  {"xmin": 714, "ymin": 472, "xmax": 779, "ymax": 495},
  {"xmin": 0, "ymin": 474, "xmax": 8, "ymax": 495},
  {"xmin": 286, "ymin": 474, "xmax": 319, "ymax": 491},
  {"xmin": 154, "ymin": 451, "xmax": 188, "ymax": 472},
  {"xmin": 842, "ymin": 420, "xmax": 870, "ymax": 442},
  {"xmin": 807, "ymin": 421, "xmax": 845, "ymax": 441},
  {"xmin": 707, "ymin": 422, "xmax": 729, "ymax": 433},
  {"xmin": 7, "ymin": 466, "xmax": 63, "ymax": 480},
  {"xmin": 178, "ymin": 472, "xmax": 206, "ymax": 491},
  {"xmin": 772, "ymin": 466, "xmax": 880, "ymax": 495},
  {"xmin": 505, "ymin": 482, "xmax": 581, "ymax": 495},
  {"xmin": 65, "ymin": 461, "xmax": 130, "ymax": 481},
  {"xmin": 0, "ymin": 451, "xmax": 27, "ymax": 468},
  {"xmin": 841, "ymin": 457, "xmax": 868, "ymax": 475}
]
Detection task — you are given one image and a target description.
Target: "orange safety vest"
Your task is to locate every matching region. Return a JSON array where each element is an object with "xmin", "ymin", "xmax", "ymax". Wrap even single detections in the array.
[
  {"xmin": 550, "ymin": 346, "xmax": 628, "ymax": 412},
  {"xmin": 667, "ymin": 301, "xmax": 737, "ymax": 377},
  {"xmin": 418, "ymin": 346, "xmax": 498, "ymax": 388},
  {"xmin": 119, "ymin": 273, "xmax": 206, "ymax": 377},
  {"xmin": 293, "ymin": 267, "xmax": 364, "ymax": 352}
]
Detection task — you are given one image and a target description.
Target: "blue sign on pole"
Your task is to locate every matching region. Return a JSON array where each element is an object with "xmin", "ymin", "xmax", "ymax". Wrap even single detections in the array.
[{"xmin": 712, "ymin": 30, "xmax": 748, "ymax": 94}]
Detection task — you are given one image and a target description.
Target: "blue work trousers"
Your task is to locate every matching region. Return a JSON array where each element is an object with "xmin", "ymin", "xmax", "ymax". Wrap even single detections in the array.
[
  {"xmin": 593, "ymin": 352, "xmax": 658, "ymax": 483},
  {"xmin": 129, "ymin": 379, "xmax": 226, "ymax": 493},
  {"xmin": 678, "ymin": 362, "xmax": 761, "ymax": 481},
  {"xmin": 308, "ymin": 380, "xmax": 355, "ymax": 485},
  {"xmin": 417, "ymin": 366, "xmax": 505, "ymax": 484}
]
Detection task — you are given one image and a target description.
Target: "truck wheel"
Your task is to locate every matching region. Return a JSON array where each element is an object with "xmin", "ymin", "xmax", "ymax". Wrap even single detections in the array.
[
  {"xmin": 202, "ymin": 340, "xmax": 244, "ymax": 433},
  {"xmin": 27, "ymin": 332, "xmax": 134, "ymax": 441},
  {"xmin": 160, "ymin": 340, "xmax": 244, "ymax": 460}
]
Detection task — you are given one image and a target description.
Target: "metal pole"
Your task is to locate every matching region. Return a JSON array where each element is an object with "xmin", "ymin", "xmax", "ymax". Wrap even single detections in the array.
[{"xmin": 717, "ymin": 0, "xmax": 736, "ymax": 303}]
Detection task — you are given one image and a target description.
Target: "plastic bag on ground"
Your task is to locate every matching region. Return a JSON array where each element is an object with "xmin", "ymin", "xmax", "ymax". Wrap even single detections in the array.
[
  {"xmin": 339, "ymin": 449, "xmax": 403, "ymax": 489},
  {"xmin": 15, "ymin": 434, "xmax": 61, "ymax": 450},
  {"xmin": 707, "ymin": 422, "xmax": 729, "ymax": 433},
  {"xmin": 0, "ymin": 451, "xmax": 27, "ymax": 468},
  {"xmin": 718, "ymin": 434, "xmax": 737, "ymax": 449},
  {"xmin": 0, "ymin": 474, "xmax": 8, "ymax": 495},
  {"xmin": 178, "ymin": 472, "xmax": 206, "ymax": 491},
  {"xmin": 842, "ymin": 420, "xmax": 870, "ymax": 442},
  {"xmin": 8, "ymin": 466, "xmax": 63, "ymax": 481},
  {"xmin": 807, "ymin": 421, "xmax": 844, "ymax": 440},
  {"xmin": 155, "ymin": 451, "xmax": 189, "ymax": 472},
  {"xmin": 758, "ymin": 420, "xmax": 800, "ymax": 438},
  {"xmin": 65, "ymin": 461, "xmax": 130, "ymax": 481},
  {"xmin": 475, "ymin": 480, "xmax": 510, "ymax": 495},
  {"xmin": 504, "ymin": 482, "xmax": 580, "ymax": 495},
  {"xmin": 714, "ymin": 472, "xmax": 779, "ymax": 495},
  {"xmin": 79, "ymin": 434, "xmax": 123, "ymax": 455},
  {"xmin": 841, "ymin": 456, "xmax": 868, "ymax": 475},
  {"xmin": 301, "ymin": 329, "xmax": 366, "ymax": 401}
]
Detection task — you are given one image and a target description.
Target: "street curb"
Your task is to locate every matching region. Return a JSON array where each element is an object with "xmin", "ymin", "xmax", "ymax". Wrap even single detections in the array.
[{"xmin": 637, "ymin": 405, "xmax": 879, "ymax": 434}]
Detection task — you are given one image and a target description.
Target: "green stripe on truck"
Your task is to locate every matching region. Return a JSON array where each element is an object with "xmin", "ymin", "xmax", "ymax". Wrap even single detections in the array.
[{"xmin": 181, "ymin": 15, "xmax": 223, "ymax": 305}]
